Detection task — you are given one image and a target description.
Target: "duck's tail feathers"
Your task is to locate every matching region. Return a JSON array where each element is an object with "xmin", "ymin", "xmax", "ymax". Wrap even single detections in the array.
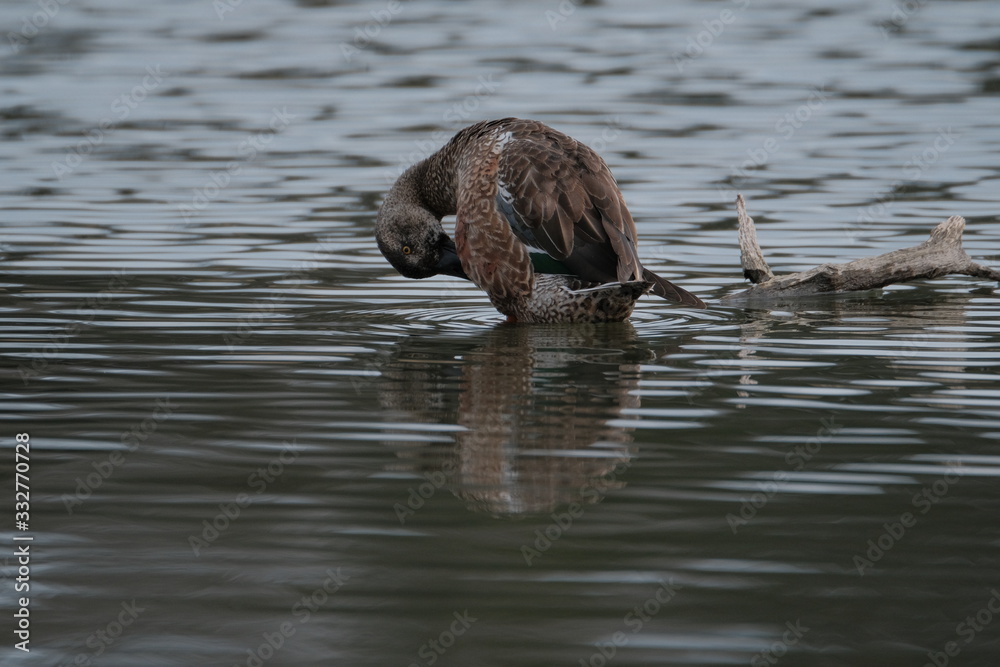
[{"xmin": 643, "ymin": 269, "xmax": 706, "ymax": 308}]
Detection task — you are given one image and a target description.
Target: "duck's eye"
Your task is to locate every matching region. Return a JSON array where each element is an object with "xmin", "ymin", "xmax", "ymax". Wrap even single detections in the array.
[{"xmin": 402, "ymin": 245, "xmax": 412, "ymax": 255}]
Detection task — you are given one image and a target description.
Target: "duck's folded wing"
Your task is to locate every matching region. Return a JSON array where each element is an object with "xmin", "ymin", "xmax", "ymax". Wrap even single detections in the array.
[{"xmin": 496, "ymin": 126, "xmax": 643, "ymax": 286}]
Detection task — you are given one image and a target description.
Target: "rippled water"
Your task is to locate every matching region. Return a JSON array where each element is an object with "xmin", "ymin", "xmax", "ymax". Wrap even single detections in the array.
[{"xmin": 2, "ymin": 0, "xmax": 1000, "ymax": 665}]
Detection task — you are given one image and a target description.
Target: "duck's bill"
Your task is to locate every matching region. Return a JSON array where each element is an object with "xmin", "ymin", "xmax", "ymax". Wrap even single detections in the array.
[{"xmin": 436, "ymin": 240, "xmax": 469, "ymax": 280}]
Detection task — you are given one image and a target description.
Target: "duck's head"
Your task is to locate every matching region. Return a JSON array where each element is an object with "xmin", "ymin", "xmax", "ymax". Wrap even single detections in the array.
[{"xmin": 375, "ymin": 174, "xmax": 467, "ymax": 280}]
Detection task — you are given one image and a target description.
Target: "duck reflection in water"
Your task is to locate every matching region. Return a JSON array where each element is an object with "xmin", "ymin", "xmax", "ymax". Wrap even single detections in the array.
[{"xmin": 376, "ymin": 324, "xmax": 656, "ymax": 516}]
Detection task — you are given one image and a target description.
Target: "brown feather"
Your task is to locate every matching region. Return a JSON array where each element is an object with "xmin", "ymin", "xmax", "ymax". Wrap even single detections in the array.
[
  {"xmin": 419, "ymin": 118, "xmax": 706, "ymax": 312},
  {"xmin": 644, "ymin": 269, "xmax": 706, "ymax": 308}
]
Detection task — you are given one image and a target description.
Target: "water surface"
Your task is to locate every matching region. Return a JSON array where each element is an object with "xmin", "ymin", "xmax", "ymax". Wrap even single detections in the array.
[{"xmin": 2, "ymin": 1, "xmax": 1000, "ymax": 665}]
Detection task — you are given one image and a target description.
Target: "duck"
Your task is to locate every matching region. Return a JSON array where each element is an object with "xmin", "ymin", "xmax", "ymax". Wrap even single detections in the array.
[{"xmin": 375, "ymin": 118, "xmax": 706, "ymax": 323}]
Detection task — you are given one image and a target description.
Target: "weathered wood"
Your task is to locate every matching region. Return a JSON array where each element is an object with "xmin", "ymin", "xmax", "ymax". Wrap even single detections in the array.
[
  {"xmin": 722, "ymin": 194, "xmax": 1000, "ymax": 303},
  {"xmin": 735, "ymin": 194, "xmax": 774, "ymax": 285}
]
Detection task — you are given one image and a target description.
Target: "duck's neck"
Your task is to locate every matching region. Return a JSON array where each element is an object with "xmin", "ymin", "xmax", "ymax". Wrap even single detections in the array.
[{"xmin": 404, "ymin": 148, "xmax": 458, "ymax": 219}]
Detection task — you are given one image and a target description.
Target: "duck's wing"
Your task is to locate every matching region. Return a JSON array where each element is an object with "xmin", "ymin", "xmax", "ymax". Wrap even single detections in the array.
[
  {"xmin": 496, "ymin": 121, "xmax": 706, "ymax": 308},
  {"xmin": 495, "ymin": 122, "xmax": 643, "ymax": 286}
]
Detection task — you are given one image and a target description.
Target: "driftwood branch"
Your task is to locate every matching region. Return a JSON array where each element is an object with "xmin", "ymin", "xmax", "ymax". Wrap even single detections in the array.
[{"xmin": 721, "ymin": 194, "xmax": 1000, "ymax": 303}]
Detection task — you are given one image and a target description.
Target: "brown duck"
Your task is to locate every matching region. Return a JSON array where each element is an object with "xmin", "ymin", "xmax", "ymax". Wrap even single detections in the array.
[{"xmin": 375, "ymin": 118, "xmax": 706, "ymax": 323}]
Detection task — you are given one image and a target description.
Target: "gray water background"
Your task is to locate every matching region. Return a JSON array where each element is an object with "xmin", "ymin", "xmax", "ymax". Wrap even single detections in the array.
[{"xmin": 2, "ymin": 0, "xmax": 1000, "ymax": 665}]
